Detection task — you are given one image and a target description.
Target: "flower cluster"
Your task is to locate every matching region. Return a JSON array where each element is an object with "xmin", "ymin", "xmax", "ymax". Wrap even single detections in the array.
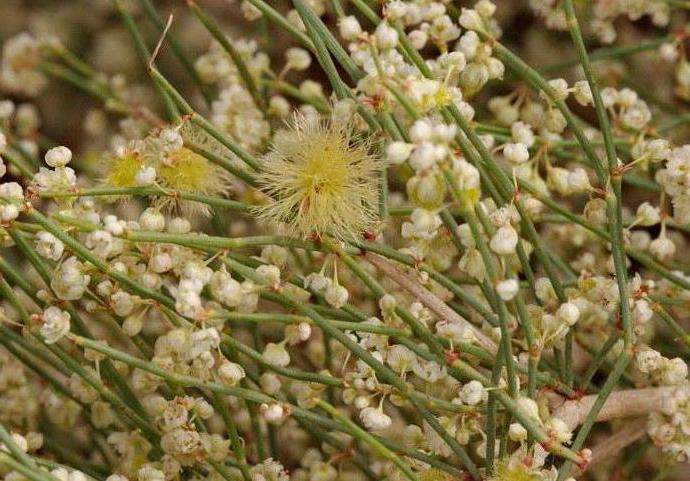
[{"xmin": 1, "ymin": 1, "xmax": 690, "ymax": 481}]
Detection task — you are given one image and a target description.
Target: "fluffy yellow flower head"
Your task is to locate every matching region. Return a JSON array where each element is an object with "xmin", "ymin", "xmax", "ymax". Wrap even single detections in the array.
[{"xmin": 255, "ymin": 114, "xmax": 381, "ymax": 240}]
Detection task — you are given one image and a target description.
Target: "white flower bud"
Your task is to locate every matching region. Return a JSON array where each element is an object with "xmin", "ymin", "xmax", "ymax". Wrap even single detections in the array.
[
  {"xmin": 325, "ymin": 282, "xmax": 348, "ymax": 308},
  {"xmin": 503, "ymin": 142, "xmax": 529, "ymax": 164},
  {"xmin": 567, "ymin": 168, "xmax": 591, "ymax": 193},
  {"xmin": 135, "ymin": 166, "xmax": 156, "ymax": 186},
  {"xmin": 547, "ymin": 417, "xmax": 572, "ymax": 444},
  {"xmin": 360, "ymin": 407, "xmax": 392, "ymax": 430},
  {"xmin": 386, "ymin": 141, "xmax": 414, "ymax": 164},
  {"xmin": 583, "ymin": 198, "xmax": 608, "ymax": 225},
  {"xmin": 408, "ymin": 29, "xmax": 428, "ymax": 50},
  {"xmin": 547, "ymin": 78, "xmax": 570, "ymax": 101},
  {"xmin": 496, "ymin": 278, "xmax": 519, "ymax": 301},
  {"xmin": 52, "ymin": 256, "xmax": 90, "ymax": 301},
  {"xmin": 260, "ymin": 403, "xmax": 286, "ymax": 424},
  {"xmin": 139, "ymin": 208, "xmax": 165, "ymax": 232},
  {"xmin": 374, "ymin": 23, "xmax": 399, "ymax": 50},
  {"xmin": 69, "ymin": 471, "xmax": 87, "ymax": 481},
  {"xmin": 572, "ymin": 80, "xmax": 593, "ymax": 106},
  {"xmin": 632, "ymin": 299, "xmax": 654, "ymax": 326},
  {"xmin": 458, "ymin": 8, "xmax": 484, "ymax": 31},
  {"xmin": 459, "ymin": 380, "xmax": 485, "ymax": 405},
  {"xmin": 508, "ymin": 422, "xmax": 527, "ymax": 442},
  {"xmin": 137, "ymin": 466, "xmax": 165, "ymax": 481},
  {"xmin": 650, "ymin": 236, "xmax": 675, "ymax": 262},
  {"xmin": 44, "ymin": 146, "xmax": 72, "ymax": 167},
  {"xmin": 150, "ymin": 252, "xmax": 173, "ymax": 274},
  {"xmin": 168, "ymin": 217, "xmax": 191, "ymax": 234},
  {"xmin": 660, "ymin": 357, "xmax": 688, "ymax": 384},
  {"xmin": 409, "ymin": 119, "xmax": 433, "ymax": 143},
  {"xmin": 285, "ymin": 47, "xmax": 311, "ymax": 71},
  {"xmin": 159, "ymin": 127, "xmax": 184, "ymax": 153},
  {"xmin": 511, "ymin": 121, "xmax": 535, "ymax": 147},
  {"xmin": 218, "ymin": 360, "xmax": 245, "ymax": 385},
  {"xmin": 262, "ymin": 342, "xmax": 290, "ymax": 367},
  {"xmin": 285, "ymin": 322, "xmax": 312, "ymax": 345},
  {"xmin": 106, "ymin": 475, "xmax": 130, "ymax": 481},
  {"xmin": 385, "ymin": 1, "xmax": 408, "ymax": 20},
  {"xmin": 490, "ymin": 225, "xmax": 518, "ymax": 256},
  {"xmin": 111, "ymin": 291, "xmax": 136, "ymax": 317},
  {"xmin": 122, "ymin": 315, "xmax": 142, "ymax": 337},
  {"xmin": 338, "ymin": 16, "xmax": 362, "ymax": 41},
  {"xmin": 516, "ymin": 397, "xmax": 540, "ymax": 420},
  {"xmin": 0, "ymin": 204, "xmax": 19, "ymax": 222},
  {"xmin": 556, "ymin": 302, "xmax": 580, "ymax": 326},
  {"xmin": 260, "ymin": 372, "xmax": 282, "ymax": 395},
  {"xmin": 659, "ymin": 43, "xmax": 679, "ymax": 62},
  {"xmin": 636, "ymin": 202, "xmax": 660, "ymax": 226},
  {"xmin": 256, "ymin": 264, "xmax": 281, "ymax": 287}
]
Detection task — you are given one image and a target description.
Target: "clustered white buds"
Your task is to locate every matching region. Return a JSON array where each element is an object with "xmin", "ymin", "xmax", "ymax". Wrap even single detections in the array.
[{"xmin": 0, "ymin": 2, "xmax": 688, "ymax": 480}]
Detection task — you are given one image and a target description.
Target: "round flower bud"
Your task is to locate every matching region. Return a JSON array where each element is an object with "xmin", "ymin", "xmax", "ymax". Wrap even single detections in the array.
[
  {"xmin": 508, "ymin": 422, "xmax": 527, "ymax": 442},
  {"xmin": 386, "ymin": 141, "xmax": 414, "ymax": 164},
  {"xmin": 44, "ymin": 146, "xmax": 72, "ymax": 167},
  {"xmin": 517, "ymin": 397, "xmax": 540, "ymax": 420},
  {"xmin": 325, "ymin": 282, "xmax": 348, "ymax": 308},
  {"xmin": 338, "ymin": 16, "xmax": 362, "ymax": 41},
  {"xmin": 556, "ymin": 302, "xmax": 580, "ymax": 326},
  {"xmin": 496, "ymin": 278, "xmax": 519, "ymax": 301},
  {"xmin": 548, "ymin": 78, "xmax": 570, "ymax": 101},
  {"xmin": 636, "ymin": 202, "xmax": 660, "ymax": 226},
  {"xmin": 135, "ymin": 166, "xmax": 156, "ymax": 186},
  {"xmin": 409, "ymin": 119, "xmax": 433, "ymax": 143},
  {"xmin": 503, "ymin": 142, "xmax": 529, "ymax": 164},
  {"xmin": 285, "ymin": 47, "xmax": 311, "ymax": 71},
  {"xmin": 459, "ymin": 8, "xmax": 484, "ymax": 31},
  {"xmin": 218, "ymin": 360, "xmax": 245, "ymax": 385},
  {"xmin": 408, "ymin": 29, "xmax": 428, "ymax": 50},
  {"xmin": 285, "ymin": 322, "xmax": 312, "ymax": 345},
  {"xmin": 568, "ymin": 168, "xmax": 591, "ymax": 193},
  {"xmin": 168, "ymin": 217, "xmax": 191, "ymax": 234},
  {"xmin": 547, "ymin": 417, "xmax": 572, "ymax": 444},
  {"xmin": 262, "ymin": 342, "xmax": 290, "ymax": 367},
  {"xmin": 572, "ymin": 80, "xmax": 593, "ymax": 106},
  {"xmin": 260, "ymin": 403, "xmax": 285, "ymax": 424},
  {"xmin": 459, "ymin": 380, "xmax": 485, "ymax": 405},
  {"xmin": 122, "ymin": 315, "xmax": 143, "ymax": 337},
  {"xmin": 649, "ymin": 236, "xmax": 675, "ymax": 262},
  {"xmin": 659, "ymin": 43, "xmax": 679, "ymax": 62},
  {"xmin": 260, "ymin": 372, "xmax": 282, "ymax": 395},
  {"xmin": 374, "ymin": 23, "xmax": 399, "ymax": 50},
  {"xmin": 406, "ymin": 174, "xmax": 447, "ymax": 209},
  {"xmin": 139, "ymin": 208, "xmax": 165, "ymax": 232},
  {"xmin": 159, "ymin": 127, "xmax": 183, "ymax": 153},
  {"xmin": 360, "ymin": 407, "xmax": 392, "ymax": 430},
  {"xmin": 490, "ymin": 225, "xmax": 519, "ymax": 256}
]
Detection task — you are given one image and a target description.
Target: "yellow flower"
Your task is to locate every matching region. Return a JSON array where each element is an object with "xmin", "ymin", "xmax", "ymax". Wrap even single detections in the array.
[
  {"xmin": 101, "ymin": 124, "xmax": 232, "ymax": 215},
  {"xmin": 103, "ymin": 149, "xmax": 143, "ymax": 189},
  {"xmin": 157, "ymin": 147, "xmax": 229, "ymax": 198},
  {"xmin": 490, "ymin": 457, "xmax": 542, "ymax": 481},
  {"xmin": 255, "ymin": 114, "xmax": 381, "ymax": 240},
  {"xmin": 418, "ymin": 468, "xmax": 454, "ymax": 481}
]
